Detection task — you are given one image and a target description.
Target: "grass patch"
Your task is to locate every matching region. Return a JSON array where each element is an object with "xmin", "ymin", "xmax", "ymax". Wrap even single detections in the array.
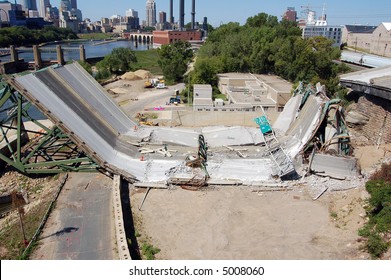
[
  {"xmin": 134, "ymin": 49, "xmax": 162, "ymax": 76},
  {"xmin": 0, "ymin": 199, "xmax": 51, "ymax": 259},
  {"xmin": 213, "ymin": 93, "xmax": 228, "ymax": 101},
  {"xmin": 359, "ymin": 163, "xmax": 391, "ymax": 259}
]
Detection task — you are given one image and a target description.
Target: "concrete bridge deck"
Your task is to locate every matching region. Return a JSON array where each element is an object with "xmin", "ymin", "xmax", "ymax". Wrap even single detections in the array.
[{"xmin": 7, "ymin": 62, "xmax": 277, "ymax": 184}]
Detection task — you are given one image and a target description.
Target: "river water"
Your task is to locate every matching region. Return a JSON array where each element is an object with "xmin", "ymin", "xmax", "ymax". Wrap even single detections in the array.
[{"xmin": 0, "ymin": 39, "xmax": 152, "ymax": 63}]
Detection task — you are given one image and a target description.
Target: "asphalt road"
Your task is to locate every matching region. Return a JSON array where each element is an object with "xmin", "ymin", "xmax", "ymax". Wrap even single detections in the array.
[
  {"xmin": 32, "ymin": 173, "xmax": 117, "ymax": 260},
  {"xmin": 125, "ymin": 83, "xmax": 186, "ymax": 116}
]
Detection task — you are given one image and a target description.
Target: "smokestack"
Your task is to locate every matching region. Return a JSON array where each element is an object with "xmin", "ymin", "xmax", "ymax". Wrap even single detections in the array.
[
  {"xmin": 191, "ymin": 0, "xmax": 196, "ymax": 29},
  {"xmin": 170, "ymin": 0, "xmax": 174, "ymax": 23},
  {"xmin": 179, "ymin": 0, "xmax": 185, "ymax": 30}
]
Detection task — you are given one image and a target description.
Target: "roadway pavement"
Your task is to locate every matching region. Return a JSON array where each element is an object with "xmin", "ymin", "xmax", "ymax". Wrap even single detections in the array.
[
  {"xmin": 124, "ymin": 83, "xmax": 186, "ymax": 115},
  {"xmin": 31, "ymin": 173, "xmax": 117, "ymax": 260}
]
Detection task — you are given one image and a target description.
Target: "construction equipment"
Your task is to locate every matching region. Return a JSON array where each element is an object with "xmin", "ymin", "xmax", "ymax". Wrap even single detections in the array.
[
  {"xmin": 156, "ymin": 83, "xmax": 167, "ymax": 89},
  {"xmin": 144, "ymin": 80, "xmax": 154, "ymax": 88}
]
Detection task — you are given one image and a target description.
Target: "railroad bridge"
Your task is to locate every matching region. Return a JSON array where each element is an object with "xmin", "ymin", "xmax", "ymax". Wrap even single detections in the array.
[
  {"xmin": 123, "ymin": 32, "xmax": 153, "ymax": 44},
  {"xmin": 0, "ymin": 45, "xmax": 87, "ymax": 74}
]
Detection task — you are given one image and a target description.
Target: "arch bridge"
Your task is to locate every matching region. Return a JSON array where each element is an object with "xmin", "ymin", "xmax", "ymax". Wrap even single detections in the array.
[{"xmin": 123, "ymin": 33, "xmax": 153, "ymax": 44}]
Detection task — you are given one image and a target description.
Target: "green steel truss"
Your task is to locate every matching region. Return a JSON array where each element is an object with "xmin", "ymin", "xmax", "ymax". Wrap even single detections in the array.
[{"xmin": 0, "ymin": 84, "xmax": 99, "ymax": 174}]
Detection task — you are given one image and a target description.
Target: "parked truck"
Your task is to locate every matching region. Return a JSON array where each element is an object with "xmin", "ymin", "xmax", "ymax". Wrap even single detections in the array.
[{"xmin": 168, "ymin": 89, "xmax": 181, "ymax": 104}]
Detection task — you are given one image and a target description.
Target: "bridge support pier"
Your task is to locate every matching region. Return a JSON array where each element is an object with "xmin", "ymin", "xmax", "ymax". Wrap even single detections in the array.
[
  {"xmin": 79, "ymin": 45, "xmax": 86, "ymax": 62},
  {"xmin": 33, "ymin": 45, "xmax": 42, "ymax": 70},
  {"xmin": 10, "ymin": 45, "xmax": 18, "ymax": 62},
  {"xmin": 56, "ymin": 45, "xmax": 65, "ymax": 65}
]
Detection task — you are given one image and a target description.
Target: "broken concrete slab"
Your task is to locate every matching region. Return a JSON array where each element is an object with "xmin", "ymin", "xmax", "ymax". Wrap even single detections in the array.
[{"xmin": 310, "ymin": 153, "xmax": 359, "ymax": 179}]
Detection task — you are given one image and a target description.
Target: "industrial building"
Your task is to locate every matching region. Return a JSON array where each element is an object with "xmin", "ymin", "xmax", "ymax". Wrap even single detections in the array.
[
  {"xmin": 215, "ymin": 73, "xmax": 292, "ymax": 113},
  {"xmin": 342, "ymin": 23, "xmax": 391, "ymax": 58},
  {"xmin": 193, "ymin": 84, "xmax": 214, "ymax": 111},
  {"xmin": 299, "ymin": 8, "xmax": 342, "ymax": 46},
  {"xmin": 153, "ymin": 30, "xmax": 202, "ymax": 46}
]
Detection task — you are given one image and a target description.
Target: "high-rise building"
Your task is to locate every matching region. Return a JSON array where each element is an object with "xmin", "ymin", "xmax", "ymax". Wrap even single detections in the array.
[
  {"xmin": 301, "ymin": 11, "xmax": 342, "ymax": 47},
  {"xmin": 125, "ymin": 9, "xmax": 139, "ymax": 29},
  {"xmin": 22, "ymin": 0, "xmax": 38, "ymax": 11},
  {"xmin": 126, "ymin": 9, "xmax": 138, "ymax": 18},
  {"xmin": 39, "ymin": 0, "xmax": 50, "ymax": 18},
  {"xmin": 70, "ymin": 0, "xmax": 77, "ymax": 10},
  {"xmin": 146, "ymin": 0, "xmax": 156, "ymax": 27},
  {"xmin": 60, "ymin": 0, "xmax": 71, "ymax": 12},
  {"xmin": 159, "ymin": 11, "xmax": 166, "ymax": 24},
  {"xmin": 283, "ymin": 7, "xmax": 297, "ymax": 22}
]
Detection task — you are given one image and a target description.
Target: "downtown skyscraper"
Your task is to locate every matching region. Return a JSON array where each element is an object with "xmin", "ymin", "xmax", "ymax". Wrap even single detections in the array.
[
  {"xmin": 39, "ymin": 0, "xmax": 50, "ymax": 18},
  {"xmin": 70, "ymin": 0, "xmax": 77, "ymax": 10},
  {"xmin": 146, "ymin": 0, "xmax": 156, "ymax": 27},
  {"xmin": 22, "ymin": 0, "xmax": 38, "ymax": 11}
]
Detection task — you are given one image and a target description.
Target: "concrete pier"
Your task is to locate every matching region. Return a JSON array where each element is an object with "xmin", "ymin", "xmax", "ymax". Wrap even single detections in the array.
[
  {"xmin": 79, "ymin": 45, "xmax": 86, "ymax": 62},
  {"xmin": 56, "ymin": 45, "xmax": 65, "ymax": 65},
  {"xmin": 10, "ymin": 45, "xmax": 18, "ymax": 62},
  {"xmin": 33, "ymin": 45, "xmax": 42, "ymax": 69}
]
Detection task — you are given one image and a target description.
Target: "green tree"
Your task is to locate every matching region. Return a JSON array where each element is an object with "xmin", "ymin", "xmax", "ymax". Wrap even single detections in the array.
[
  {"xmin": 78, "ymin": 61, "xmax": 92, "ymax": 75},
  {"xmin": 157, "ymin": 41, "xmax": 193, "ymax": 83},
  {"xmin": 96, "ymin": 47, "xmax": 137, "ymax": 74},
  {"xmin": 245, "ymin": 13, "xmax": 278, "ymax": 28},
  {"xmin": 0, "ymin": 26, "xmax": 78, "ymax": 47}
]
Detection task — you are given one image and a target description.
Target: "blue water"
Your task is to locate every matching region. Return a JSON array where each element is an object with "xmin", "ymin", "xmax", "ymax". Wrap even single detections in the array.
[
  {"xmin": 0, "ymin": 99, "xmax": 46, "ymax": 122},
  {"xmin": 0, "ymin": 39, "xmax": 152, "ymax": 63}
]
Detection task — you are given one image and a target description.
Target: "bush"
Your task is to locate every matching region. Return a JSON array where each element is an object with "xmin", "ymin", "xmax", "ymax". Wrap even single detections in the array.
[
  {"xmin": 78, "ymin": 61, "xmax": 92, "ymax": 75},
  {"xmin": 359, "ymin": 163, "xmax": 391, "ymax": 258},
  {"xmin": 367, "ymin": 233, "xmax": 389, "ymax": 259}
]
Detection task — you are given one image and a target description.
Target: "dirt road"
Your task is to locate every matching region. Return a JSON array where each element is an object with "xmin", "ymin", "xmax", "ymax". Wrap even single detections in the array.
[{"xmin": 131, "ymin": 185, "xmax": 369, "ymax": 260}]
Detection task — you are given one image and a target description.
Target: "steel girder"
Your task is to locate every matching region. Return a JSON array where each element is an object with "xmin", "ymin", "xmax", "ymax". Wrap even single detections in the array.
[{"xmin": 0, "ymin": 85, "xmax": 99, "ymax": 174}]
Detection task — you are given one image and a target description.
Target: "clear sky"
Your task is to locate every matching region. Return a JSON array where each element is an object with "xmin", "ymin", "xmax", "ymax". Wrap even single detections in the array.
[{"xmin": 50, "ymin": 0, "xmax": 391, "ymax": 27}]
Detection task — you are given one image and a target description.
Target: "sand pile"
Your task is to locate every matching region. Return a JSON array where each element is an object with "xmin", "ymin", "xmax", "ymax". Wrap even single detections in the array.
[{"xmin": 121, "ymin": 70, "xmax": 152, "ymax": 81}]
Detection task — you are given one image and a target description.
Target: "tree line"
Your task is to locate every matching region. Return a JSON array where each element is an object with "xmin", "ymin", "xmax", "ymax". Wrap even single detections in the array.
[
  {"xmin": 0, "ymin": 26, "xmax": 77, "ymax": 48},
  {"xmin": 189, "ymin": 13, "xmax": 350, "ymax": 99}
]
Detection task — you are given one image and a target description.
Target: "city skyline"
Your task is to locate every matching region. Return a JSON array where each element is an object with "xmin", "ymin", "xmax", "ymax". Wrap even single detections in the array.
[{"xmin": 46, "ymin": 0, "xmax": 391, "ymax": 27}]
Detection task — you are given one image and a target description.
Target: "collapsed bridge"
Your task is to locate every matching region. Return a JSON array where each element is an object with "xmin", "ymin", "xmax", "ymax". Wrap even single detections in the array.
[{"xmin": 0, "ymin": 62, "xmax": 355, "ymax": 185}]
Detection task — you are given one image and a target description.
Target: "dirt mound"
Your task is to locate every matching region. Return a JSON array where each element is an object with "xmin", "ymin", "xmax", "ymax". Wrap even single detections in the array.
[
  {"xmin": 121, "ymin": 70, "xmax": 152, "ymax": 81},
  {"xmin": 121, "ymin": 72, "xmax": 141, "ymax": 81},
  {"xmin": 134, "ymin": 70, "xmax": 152, "ymax": 79}
]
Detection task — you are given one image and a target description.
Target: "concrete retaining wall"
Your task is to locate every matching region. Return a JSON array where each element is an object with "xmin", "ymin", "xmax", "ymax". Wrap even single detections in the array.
[
  {"xmin": 112, "ymin": 175, "xmax": 131, "ymax": 260},
  {"xmin": 354, "ymin": 94, "xmax": 391, "ymax": 144}
]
